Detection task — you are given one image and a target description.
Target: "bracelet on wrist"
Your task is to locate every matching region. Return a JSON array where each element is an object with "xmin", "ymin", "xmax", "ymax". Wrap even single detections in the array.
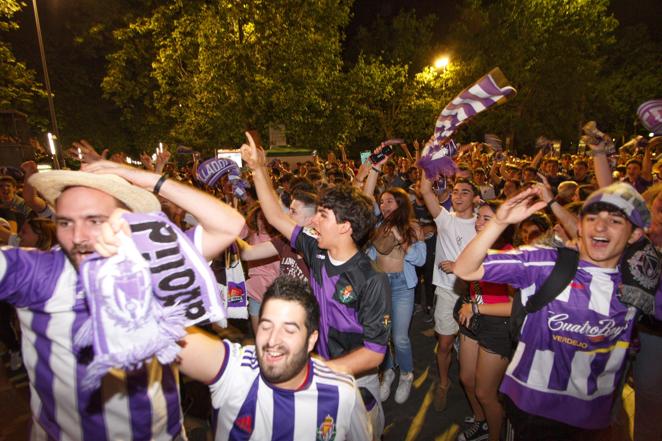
[
  {"xmin": 547, "ymin": 199, "xmax": 558, "ymax": 209},
  {"xmin": 371, "ymin": 166, "xmax": 381, "ymax": 174},
  {"xmin": 153, "ymin": 173, "xmax": 169, "ymax": 195}
]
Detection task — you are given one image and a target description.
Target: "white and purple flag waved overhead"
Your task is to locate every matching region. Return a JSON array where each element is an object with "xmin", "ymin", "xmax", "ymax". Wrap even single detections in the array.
[
  {"xmin": 637, "ymin": 100, "xmax": 662, "ymax": 135},
  {"xmin": 419, "ymin": 67, "xmax": 517, "ymax": 179}
]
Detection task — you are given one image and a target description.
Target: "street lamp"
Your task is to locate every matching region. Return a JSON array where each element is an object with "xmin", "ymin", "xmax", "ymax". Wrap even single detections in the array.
[
  {"xmin": 434, "ymin": 56, "xmax": 450, "ymax": 70},
  {"xmin": 32, "ymin": 0, "xmax": 61, "ymax": 169}
]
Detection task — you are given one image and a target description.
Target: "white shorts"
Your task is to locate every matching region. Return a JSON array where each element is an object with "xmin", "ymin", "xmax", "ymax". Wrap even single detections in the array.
[{"xmin": 434, "ymin": 286, "xmax": 459, "ymax": 336}]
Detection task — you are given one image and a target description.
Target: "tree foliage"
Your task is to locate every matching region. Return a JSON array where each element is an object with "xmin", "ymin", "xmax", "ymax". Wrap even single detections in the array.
[
  {"xmin": 448, "ymin": 0, "xmax": 618, "ymax": 151},
  {"xmin": 103, "ymin": 0, "xmax": 352, "ymax": 152},
  {"xmin": 0, "ymin": 0, "xmax": 46, "ymax": 127}
]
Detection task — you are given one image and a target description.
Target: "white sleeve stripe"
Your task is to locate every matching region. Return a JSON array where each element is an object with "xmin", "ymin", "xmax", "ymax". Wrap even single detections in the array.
[{"xmin": 0, "ymin": 250, "xmax": 7, "ymax": 281}]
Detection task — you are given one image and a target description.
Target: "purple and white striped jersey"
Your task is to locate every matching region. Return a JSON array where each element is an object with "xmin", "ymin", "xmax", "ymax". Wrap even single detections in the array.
[
  {"xmin": 209, "ymin": 340, "xmax": 371, "ymax": 441},
  {"xmin": 482, "ymin": 246, "xmax": 638, "ymax": 429},
  {"xmin": 0, "ymin": 247, "xmax": 185, "ymax": 441}
]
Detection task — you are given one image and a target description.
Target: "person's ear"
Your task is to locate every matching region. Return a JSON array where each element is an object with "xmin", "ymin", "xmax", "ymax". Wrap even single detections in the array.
[
  {"xmin": 307, "ymin": 330, "xmax": 319, "ymax": 353},
  {"xmin": 627, "ymin": 227, "xmax": 644, "ymax": 245},
  {"xmin": 338, "ymin": 221, "xmax": 352, "ymax": 236}
]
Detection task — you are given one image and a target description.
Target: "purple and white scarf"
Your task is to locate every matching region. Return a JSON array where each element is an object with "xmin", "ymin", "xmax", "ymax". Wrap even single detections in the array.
[
  {"xmin": 76, "ymin": 212, "xmax": 225, "ymax": 389},
  {"xmin": 197, "ymin": 157, "xmax": 247, "ymax": 200},
  {"xmin": 418, "ymin": 67, "xmax": 517, "ymax": 179}
]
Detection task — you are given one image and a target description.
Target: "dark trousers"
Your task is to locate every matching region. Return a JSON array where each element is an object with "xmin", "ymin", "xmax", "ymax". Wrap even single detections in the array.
[
  {"xmin": 503, "ymin": 394, "xmax": 601, "ymax": 441},
  {"xmin": 0, "ymin": 302, "xmax": 20, "ymax": 352}
]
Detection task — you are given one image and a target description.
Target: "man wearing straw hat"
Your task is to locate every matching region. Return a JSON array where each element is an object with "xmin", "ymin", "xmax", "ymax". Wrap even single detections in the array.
[{"xmin": 0, "ymin": 155, "xmax": 245, "ymax": 440}]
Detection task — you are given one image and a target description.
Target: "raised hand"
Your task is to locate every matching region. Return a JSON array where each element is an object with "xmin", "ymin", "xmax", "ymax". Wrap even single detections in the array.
[
  {"xmin": 140, "ymin": 153, "xmax": 155, "ymax": 171},
  {"xmin": 536, "ymin": 173, "xmax": 554, "ymax": 203},
  {"xmin": 155, "ymin": 150, "xmax": 171, "ymax": 174},
  {"xmin": 495, "ymin": 186, "xmax": 547, "ymax": 226},
  {"xmin": 240, "ymin": 131, "xmax": 266, "ymax": 170},
  {"xmin": 69, "ymin": 140, "xmax": 109, "ymax": 164},
  {"xmin": 94, "ymin": 208, "xmax": 131, "ymax": 258},
  {"xmin": 20, "ymin": 160, "xmax": 39, "ymax": 178}
]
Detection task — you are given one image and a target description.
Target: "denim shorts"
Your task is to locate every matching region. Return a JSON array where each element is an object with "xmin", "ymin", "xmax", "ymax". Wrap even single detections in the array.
[{"xmin": 459, "ymin": 313, "xmax": 511, "ymax": 358}]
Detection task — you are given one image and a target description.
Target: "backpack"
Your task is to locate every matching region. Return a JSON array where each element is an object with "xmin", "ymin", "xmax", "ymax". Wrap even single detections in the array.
[{"xmin": 509, "ymin": 247, "xmax": 580, "ymax": 352}]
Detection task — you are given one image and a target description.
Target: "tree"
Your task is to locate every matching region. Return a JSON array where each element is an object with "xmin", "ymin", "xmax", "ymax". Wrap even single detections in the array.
[
  {"xmin": 0, "ymin": 0, "xmax": 46, "ymax": 128},
  {"xmin": 103, "ymin": 0, "xmax": 352, "ymax": 153},
  {"xmin": 448, "ymin": 0, "xmax": 618, "ymax": 151},
  {"xmin": 588, "ymin": 25, "xmax": 662, "ymax": 141}
]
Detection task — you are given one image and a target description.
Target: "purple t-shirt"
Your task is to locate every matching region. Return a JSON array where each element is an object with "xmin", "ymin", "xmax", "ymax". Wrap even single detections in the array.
[{"xmin": 482, "ymin": 246, "xmax": 636, "ymax": 430}]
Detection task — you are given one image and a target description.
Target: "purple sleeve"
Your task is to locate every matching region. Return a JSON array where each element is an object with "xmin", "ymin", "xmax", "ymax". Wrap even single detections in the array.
[
  {"xmin": 481, "ymin": 247, "xmax": 556, "ymax": 289},
  {"xmin": 291, "ymin": 225, "xmax": 320, "ymax": 266},
  {"xmin": 290, "ymin": 224, "xmax": 303, "ymax": 249},
  {"xmin": 0, "ymin": 248, "xmax": 65, "ymax": 308}
]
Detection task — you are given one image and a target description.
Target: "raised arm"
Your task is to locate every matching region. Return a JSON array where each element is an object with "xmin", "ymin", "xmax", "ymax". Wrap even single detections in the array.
[
  {"xmin": 83, "ymin": 159, "xmax": 245, "ymax": 260},
  {"xmin": 642, "ymin": 137, "xmax": 660, "ymax": 182},
  {"xmin": 539, "ymin": 174, "xmax": 578, "ymax": 239},
  {"xmin": 362, "ymin": 145, "xmax": 391, "ymax": 202},
  {"xmin": 454, "ymin": 187, "xmax": 546, "ymax": 281},
  {"xmin": 237, "ymin": 238, "xmax": 279, "ymax": 261},
  {"xmin": 588, "ymin": 142, "xmax": 613, "ymax": 188},
  {"xmin": 20, "ymin": 161, "xmax": 48, "ymax": 213},
  {"xmin": 240, "ymin": 132, "xmax": 297, "ymax": 241},
  {"xmin": 177, "ymin": 327, "xmax": 226, "ymax": 384},
  {"xmin": 419, "ymin": 171, "xmax": 442, "ymax": 219}
]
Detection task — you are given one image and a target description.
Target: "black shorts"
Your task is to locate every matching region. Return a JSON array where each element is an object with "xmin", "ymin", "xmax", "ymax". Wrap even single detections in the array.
[{"xmin": 459, "ymin": 314, "xmax": 511, "ymax": 358}]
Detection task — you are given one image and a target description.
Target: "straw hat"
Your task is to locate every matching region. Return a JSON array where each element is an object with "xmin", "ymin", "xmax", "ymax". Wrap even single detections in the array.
[{"xmin": 29, "ymin": 170, "xmax": 161, "ymax": 213}]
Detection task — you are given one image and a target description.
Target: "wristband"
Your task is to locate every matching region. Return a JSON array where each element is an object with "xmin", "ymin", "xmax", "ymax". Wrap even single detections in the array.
[
  {"xmin": 371, "ymin": 166, "xmax": 381, "ymax": 174},
  {"xmin": 547, "ymin": 199, "xmax": 558, "ymax": 209},
  {"xmin": 153, "ymin": 174, "xmax": 169, "ymax": 195},
  {"xmin": 471, "ymin": 302, "xmax": 479, "ymax": 315}
]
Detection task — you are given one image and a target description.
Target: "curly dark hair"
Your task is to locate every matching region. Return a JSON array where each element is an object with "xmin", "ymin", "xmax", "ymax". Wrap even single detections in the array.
[
  {"xmin": 318, "ymin": 185, "xmax": 376, "ymax": 247},
  {"xmin": 261, "ymin": 276, "xmax": 320, "ymax": 337}
]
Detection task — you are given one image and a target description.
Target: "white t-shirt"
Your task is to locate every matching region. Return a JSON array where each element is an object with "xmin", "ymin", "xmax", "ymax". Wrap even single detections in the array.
[{"xmin": 432, "ymin": 207, "xmax": 476, "ymax": 291}]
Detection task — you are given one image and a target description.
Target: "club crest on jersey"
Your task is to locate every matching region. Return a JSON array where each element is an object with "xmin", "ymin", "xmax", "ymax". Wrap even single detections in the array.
[
  {"xmin": 336, "ymin": 283, "xmax": 356, "ymax": 304},
  {"xmin": 316, "ymin": 414, "xmax": 336, "ymax": 441}
]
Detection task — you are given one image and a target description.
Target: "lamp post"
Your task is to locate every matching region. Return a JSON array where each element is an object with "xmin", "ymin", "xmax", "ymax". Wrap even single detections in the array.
[{"xmin": 32, "ymin": 0, "xmax": 61, "ymax": 169}]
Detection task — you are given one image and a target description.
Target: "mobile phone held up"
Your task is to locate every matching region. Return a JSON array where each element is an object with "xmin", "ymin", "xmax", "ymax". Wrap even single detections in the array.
[{"xmin": 369, "ymin": 145, "xmax": 394, "ymax": 164}]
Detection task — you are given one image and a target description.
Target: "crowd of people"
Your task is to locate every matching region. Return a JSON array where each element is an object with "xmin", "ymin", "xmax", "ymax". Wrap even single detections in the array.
[{"xmin": 0, "ymin": 129, "xmax": 660, "ymax": 441}]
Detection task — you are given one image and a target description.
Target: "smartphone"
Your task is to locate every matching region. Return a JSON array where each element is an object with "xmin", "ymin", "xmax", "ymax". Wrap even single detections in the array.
[
  {"xmin": 369, "ymin": 145, "xmax": 394, "ymax": 164},
  {"xmin": 216, "ymin": 149, "xmax": 242, "ymax": 167}
]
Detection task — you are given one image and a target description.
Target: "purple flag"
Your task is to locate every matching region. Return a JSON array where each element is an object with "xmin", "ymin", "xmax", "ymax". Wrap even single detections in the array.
[
  {"xmin": 433, "ymin": 67, "xmax": 517, "ymax": 146},
  {"xmin": 197, "ymin": 157, "xmax": 247, "ymax": 200},
  {"xmin": 419, "ymin": 68, "xmax": 517, "ymax": 179},
  {"xmin": 637, "ymin": 100, "xmax": 662, "ymax": 135}
]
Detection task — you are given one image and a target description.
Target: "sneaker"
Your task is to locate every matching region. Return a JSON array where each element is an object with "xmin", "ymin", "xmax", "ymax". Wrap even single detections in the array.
[
  {"xmin": 379, "ymin": 369, "xmax": 396, "ymax": 402},
  {"xmin": 457, "ymin": 420, "xmax": 488, "ymax": 441},
  {"xmin": 394, "ymin": 372, "xmax": 414, "ymax": 404},
  {"xmin": 433, "ymin": 382, "xmax": 450, "ymax": 412},
  {"xmin": 9, "ymin": 350, "xmax": 22, "ymax": 371},
  {"xmin": 463, "ymin": 415, "xmax": 476, "ymax": 424}
]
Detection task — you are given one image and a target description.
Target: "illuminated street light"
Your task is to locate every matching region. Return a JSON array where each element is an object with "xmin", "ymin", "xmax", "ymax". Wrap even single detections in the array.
[
  {"xmin": 434, "ymin": 56, "xmax": 450, "ymax": 70},
  {"xmin": 32, "ymin": 0, "xmax": 61, "ymax": 169}
]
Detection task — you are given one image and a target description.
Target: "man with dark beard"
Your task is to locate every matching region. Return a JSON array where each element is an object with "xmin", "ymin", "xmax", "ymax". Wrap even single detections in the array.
[{"xmin": 177, "ymin": 276, "xmax": 371, "ymax": 441}]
